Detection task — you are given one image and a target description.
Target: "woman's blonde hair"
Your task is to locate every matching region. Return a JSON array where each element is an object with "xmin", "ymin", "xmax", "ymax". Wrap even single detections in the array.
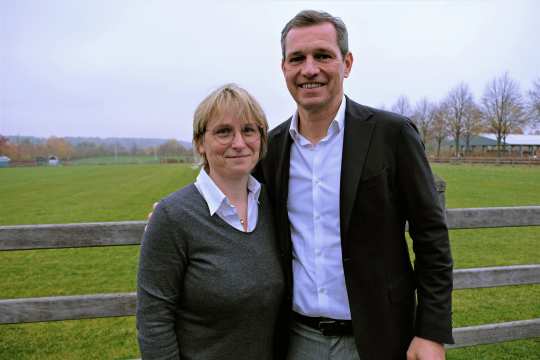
[{"xmin": 193, "ymin": 84, "xmax": 269, "ymax": 169}]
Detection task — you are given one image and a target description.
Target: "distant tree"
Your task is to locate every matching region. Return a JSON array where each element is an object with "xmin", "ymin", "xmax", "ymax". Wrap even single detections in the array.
[
  {"xmin": 527, "ymin": 78, "xmax": 540, "ymax": 127},
  {"xmin": 411, "ymin": 97, "xmax": 435, "ymax": 144},
  {"xmin": 158, "ymin": 139, "xmax": 186, "ymax": 157},
  {"xmin": 444, "ymin": 83, "xmax": 474, "ymax": 157},
  {"xmin": 462, "ymin": 103, "xmax": 483, "ymax": 155},
  {"xmin": 46, "ymin": 137, "xmax": 74, "ymax": 160},
  {"xmin": 481, "ymin": 72, "xmax": 527, "ymax": 157},
  {"xmin": 391, "ymin": 95, "xmax": 412, "ymax": 117},
  {"xmin": 0, "ymin": 135, "xmax": 10, "ymax": 155},
  {"xmin": 73, "ymin": 141, "xmax": 109, "ymax": 159},
  {"xmin": 129, "ymin": 143, "xmax": 140, "ymax": 156},
  {"xmin": 431, "ymin": 103, "xmax": 449, "ymax": 158}
]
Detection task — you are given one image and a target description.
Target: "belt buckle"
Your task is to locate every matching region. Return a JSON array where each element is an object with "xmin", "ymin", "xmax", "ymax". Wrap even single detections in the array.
[{"xmin": 318, "ymin": 320, "xmax": 338, "ymax": 336}]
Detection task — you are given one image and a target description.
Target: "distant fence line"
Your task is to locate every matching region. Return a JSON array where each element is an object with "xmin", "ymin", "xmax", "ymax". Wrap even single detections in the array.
[
  {"xmin": 0, "ymin": 205, "xmax": 539, "ymax": 350},
  {"xmin": 431, "ymin": 157, "xmax": 540, "ymax": 165}
]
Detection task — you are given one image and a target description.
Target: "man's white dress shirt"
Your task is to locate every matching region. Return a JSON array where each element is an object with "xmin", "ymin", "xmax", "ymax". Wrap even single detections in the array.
[
  {"xmin": 194, "ymin": 168, "xmax": 261, "ymax": 232},
  {"xmin": 288, "ymin": 96, "xmax": 351, "ymax": 320}
]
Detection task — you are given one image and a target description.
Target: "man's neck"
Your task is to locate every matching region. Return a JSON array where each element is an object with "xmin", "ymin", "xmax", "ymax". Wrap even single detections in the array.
[{"xmin": 297, "ymin": 97, "xmax": 343, "ymax": 144}]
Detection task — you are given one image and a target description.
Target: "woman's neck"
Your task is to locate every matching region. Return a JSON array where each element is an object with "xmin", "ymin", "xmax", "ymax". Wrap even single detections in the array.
[
  {"xmin": 207, "ymin": 169, "xmax": 249, "ymax": 205},
  {"xmin": 208, "ymin": 169, "xmax": 250, "ymax": 231}
]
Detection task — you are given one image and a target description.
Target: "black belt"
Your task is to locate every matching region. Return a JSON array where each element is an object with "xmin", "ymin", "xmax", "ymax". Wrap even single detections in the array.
[{"xmin": 293, "ymin": 312, "xmax": 353, "ymax": 336}]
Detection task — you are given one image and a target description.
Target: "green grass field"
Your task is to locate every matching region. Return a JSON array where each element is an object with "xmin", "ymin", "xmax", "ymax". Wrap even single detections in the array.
[{"xmin": 0, "ymin": 163, "xmax": 538, "ymax": 359}]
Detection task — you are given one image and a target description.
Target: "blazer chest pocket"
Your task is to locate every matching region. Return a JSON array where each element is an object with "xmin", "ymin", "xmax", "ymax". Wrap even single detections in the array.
[
  {"xmin": 357, "ymin": 168, "xmax": 393, "ymax": 214},
  {"xmin": 360, "ymin": 168, "xmax": 387, "ymax": 188}
]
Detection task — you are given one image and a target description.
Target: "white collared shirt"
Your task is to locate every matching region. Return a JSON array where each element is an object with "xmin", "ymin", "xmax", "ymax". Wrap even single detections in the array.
[
  {"xmin": 194, "ymin": 168, "xmax": 261, "ymax": 232},
  {"xmin": 288, "ymin": 96, "xmax": 350, "ymax": 320}
]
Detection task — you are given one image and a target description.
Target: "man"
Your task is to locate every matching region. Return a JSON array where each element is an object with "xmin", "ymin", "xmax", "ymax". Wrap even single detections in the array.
[{"xmin": 255, "ymin": 10, "xmax": 453, "ymax": 360}]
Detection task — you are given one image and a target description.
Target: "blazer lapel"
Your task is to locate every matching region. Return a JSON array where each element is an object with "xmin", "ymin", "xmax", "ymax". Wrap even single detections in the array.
[
  {"xmin": 274, "ymin": 118, "xmax": 293, "ymax": 210},
  {"xmin": 340, "ymin": 98, "xmax": 375, "ymax": 240},
  {"xmin": 269, "ymin": 119, "xmax": 293, "ymax": 262}
]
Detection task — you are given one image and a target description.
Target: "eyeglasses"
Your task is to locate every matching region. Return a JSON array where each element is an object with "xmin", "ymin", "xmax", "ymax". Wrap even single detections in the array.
[{"xmin": 206, "ymin": 124, "xmax": 261, "ymax": 145}]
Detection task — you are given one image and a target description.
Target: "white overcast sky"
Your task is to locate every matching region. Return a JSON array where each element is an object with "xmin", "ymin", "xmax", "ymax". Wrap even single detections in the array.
[{"xmin": 2, "ymin": 0, "xmax": 539, "ymax": 141}]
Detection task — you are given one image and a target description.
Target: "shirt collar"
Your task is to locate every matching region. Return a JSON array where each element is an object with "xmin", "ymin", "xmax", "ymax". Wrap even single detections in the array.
[
  {"xmin": 289, "ymin": 95, "xmax": 347, "ymax": 142},
  {"xmin": 194, "ymin": 168, "xmax": 261, "ymax": 216}
]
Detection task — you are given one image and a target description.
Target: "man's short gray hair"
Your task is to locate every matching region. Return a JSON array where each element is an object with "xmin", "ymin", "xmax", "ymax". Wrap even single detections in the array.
[{"xmin": 281, "ymin": 10, "xmax": 349, "ymax": 59}]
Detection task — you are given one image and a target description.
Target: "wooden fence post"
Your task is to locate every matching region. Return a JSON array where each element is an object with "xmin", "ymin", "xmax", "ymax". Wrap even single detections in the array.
[{"xmin": 434, "ymin": 174, "xmax": 446, "ymax": 211}]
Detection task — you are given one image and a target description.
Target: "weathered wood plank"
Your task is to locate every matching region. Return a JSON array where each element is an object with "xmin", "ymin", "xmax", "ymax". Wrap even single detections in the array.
[
  {"xmin": 0, "ymin": 293, "xmax": 136, "ymax": 324},
  {"xmin": 454, "ymin": 265, "xmax": 540, "ymax": 289},
  {"xmin": 446, "ymin": 206, "xmax": 540, "ymax": 229},
  {"xmin": 2, "ymin": 295, "xmax": 539, "ymax": 350},
  {"xmin": 1, "ymin": 265, "xmax": 538, "ymax": 324},
  {"xmin": 448, "ymin": 318, "xmax": 540, "ymax": 349},
  {"xmin": 0, "ymin": 222, "xmax": 145, "ymax": 250},
  {"xmin": 1, "ymin": 206, "xmax": 538, "ymax": 250}
]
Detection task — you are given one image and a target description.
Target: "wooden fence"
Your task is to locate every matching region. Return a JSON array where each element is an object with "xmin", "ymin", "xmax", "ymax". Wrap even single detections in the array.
[{"xmin": 0, "ymin": 206, "xmax": 539, "ymax": 350}]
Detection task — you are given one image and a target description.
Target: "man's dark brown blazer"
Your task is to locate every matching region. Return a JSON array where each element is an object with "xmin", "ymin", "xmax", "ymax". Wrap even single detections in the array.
[{"xmin": 256, "ymin": 97, "xmax": 454, "ymax": 360}]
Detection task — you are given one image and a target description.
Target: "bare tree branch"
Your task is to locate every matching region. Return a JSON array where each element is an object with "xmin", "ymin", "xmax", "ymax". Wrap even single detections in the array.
[
  {"xmin": 481, "ymin": 72, "xmax": 527, "ymax": 157},
  {"xmin": 527, "ymin": 78, "xmax": 540, "ymax": 128},
  {"xmin": 411, "ymin": 97, "xmax": 435, "ymax": 144},
  {"xmin": 444, "ymin": 83, "xmax": 474, "ymax": 157},
  {"xmin": 391, "ymin": 95, "xmax": 412, "ymax": 118}
]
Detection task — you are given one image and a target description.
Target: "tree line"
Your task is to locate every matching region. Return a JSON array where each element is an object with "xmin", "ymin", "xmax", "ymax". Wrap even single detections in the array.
[
  {"xmin": 0, "ymin": 136, "xmax": 192, "ymax": 162},
  {"xmin": 386, "ymin": 73, "xmax": 540, "ymax": 157}
]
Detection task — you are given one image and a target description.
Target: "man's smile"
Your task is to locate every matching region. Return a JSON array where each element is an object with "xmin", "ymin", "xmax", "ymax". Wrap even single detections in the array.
[{"xmin": 299, "ymin": 82, "xmax": 324, "ymax": 89}]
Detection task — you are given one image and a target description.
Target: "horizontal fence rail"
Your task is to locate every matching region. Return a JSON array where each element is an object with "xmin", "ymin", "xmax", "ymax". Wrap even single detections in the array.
[
  {"xmin": 453, "ymin": 265, "xmax": 540, "ymax": 289},
  {"xmin": 1, "ymin": 266, "xmax": 538, "ymax": 325},
  {"xmin": 0, "ymin": 293, "xmax": 136, "ymax": 324},
  {"xmin": 1, "ymin": 206, "xmax": 539, "ymax": 251},
  {"xmin": 0, "ymin": 221, "xmax": 145, "ymax": 250},
  {"xmin": 448, "ymin": 318, "xmax": 540, "ymax": 349},
  {"xmin": 1, "ymin": 296, "xmax": 539, "ymax": 349},
  {"xmin": 446, "ymin": 206, "xmax": 540, "ymax": 229}
]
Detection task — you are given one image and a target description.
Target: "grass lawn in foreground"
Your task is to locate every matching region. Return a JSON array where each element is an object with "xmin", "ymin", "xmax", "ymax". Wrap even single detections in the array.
[{"xmin": 0, "ymin": 163, "xmax": 538, "ymax": 358}]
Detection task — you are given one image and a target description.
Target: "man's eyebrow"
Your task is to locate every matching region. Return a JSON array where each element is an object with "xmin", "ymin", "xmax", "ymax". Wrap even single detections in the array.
[
  {"xmin": 286, "ymin": 51, "xmax": 304, "ymax": 58},
  {"xmin": 313, "ymin": 48, "xmax": 334, "ymax": 53}
]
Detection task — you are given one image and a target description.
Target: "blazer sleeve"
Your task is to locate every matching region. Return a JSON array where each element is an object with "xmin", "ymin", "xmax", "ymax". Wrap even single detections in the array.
[
  {"xmin": 136, "ymin": 202, "xmax": 188, "ymax": 359},
  {"xmin": 396, "ymin": 120, "xmax": 454, "ymax": 344}
]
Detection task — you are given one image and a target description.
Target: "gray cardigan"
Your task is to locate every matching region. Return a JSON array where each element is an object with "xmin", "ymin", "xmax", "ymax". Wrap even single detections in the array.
[{"xmin": 136, "ymin": 184, "xmax": 284, "ymax": 360}]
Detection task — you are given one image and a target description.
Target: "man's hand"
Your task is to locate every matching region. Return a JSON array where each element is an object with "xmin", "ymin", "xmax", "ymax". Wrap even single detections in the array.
[
  {"xmin": 144, "ymin": 202, "xmax": 159, "ymax": 231},
  {"xmin": 406, "ymin": 336, "xmax": 445, "ymax": 360}
]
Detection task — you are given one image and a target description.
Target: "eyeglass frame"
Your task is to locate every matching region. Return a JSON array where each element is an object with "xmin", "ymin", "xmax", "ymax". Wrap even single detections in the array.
[{"xmin": 204, "ymin": 123, "xmax": 262, "ymax": 145}]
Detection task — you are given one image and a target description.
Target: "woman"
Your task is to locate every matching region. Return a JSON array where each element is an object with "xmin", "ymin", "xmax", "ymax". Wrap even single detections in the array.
[{"xmin": 136, "ymin": 84, "xmax": 284, "ymax": 359}]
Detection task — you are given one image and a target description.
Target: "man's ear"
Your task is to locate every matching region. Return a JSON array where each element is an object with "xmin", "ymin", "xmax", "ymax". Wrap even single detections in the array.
[{"xmin": 344, "ymin": 52, "xmax": 353, "ymax": 78}]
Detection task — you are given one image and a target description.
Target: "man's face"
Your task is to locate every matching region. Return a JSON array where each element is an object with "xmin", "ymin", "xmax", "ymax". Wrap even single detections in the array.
[{"xmin": 281, "ymin": 22, "xmax": 353, "ymax": 114}]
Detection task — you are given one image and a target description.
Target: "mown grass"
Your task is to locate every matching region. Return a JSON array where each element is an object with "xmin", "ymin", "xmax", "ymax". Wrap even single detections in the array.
[
  {"xmin": 431, "ymin": 163, "xmax": 540, "ymax": 208},
  {"xmin": 0, "ymin": 164, "xmax": 198, "ymax": 225},
  {"xmin": 0, "ymin": 163, "xmax": 538, "ymax": 359}
]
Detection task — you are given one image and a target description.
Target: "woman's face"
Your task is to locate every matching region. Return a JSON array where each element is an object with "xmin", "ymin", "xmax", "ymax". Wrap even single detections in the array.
[{"xmin": 198, "ymin": 111, "xmax": 261, "ymax": 181}]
